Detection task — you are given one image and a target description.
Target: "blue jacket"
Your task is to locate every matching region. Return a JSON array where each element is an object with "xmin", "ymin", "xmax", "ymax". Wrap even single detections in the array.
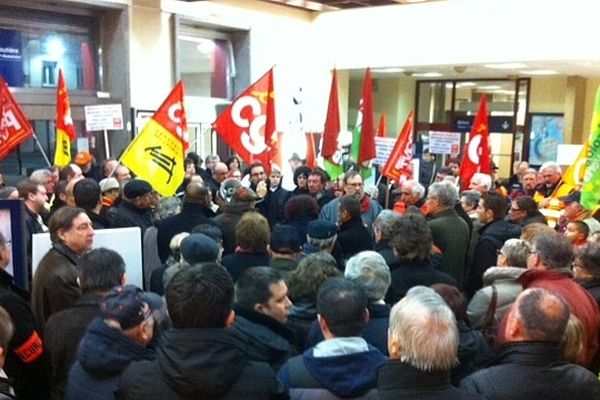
[
  {"xmin": 66, "ymin": 318, "xmax": 155, "ymax": 400},
  {"xmin": 278, "ymin": 338, "xmax": 386, "ymax": 399}
]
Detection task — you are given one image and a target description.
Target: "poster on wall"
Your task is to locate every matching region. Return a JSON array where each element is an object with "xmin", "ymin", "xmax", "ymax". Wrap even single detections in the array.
[
  {"xmin": 0, "ymin": 28, "xmax": 24, "ymax": 87},
  {"xmin": 527, "ymin": 113, "xmax": 564, "ymax": 166},
  {"xmin": 0, "ymin": 200, "xmax": 27, "ymax": 290}
]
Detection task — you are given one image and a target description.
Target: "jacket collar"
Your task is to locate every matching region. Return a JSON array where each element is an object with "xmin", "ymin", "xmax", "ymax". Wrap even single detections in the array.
[
  {"xmin": 494, "ymin": 341, "xmax": 562, "ymax": 366},
  {"xmin": 51, "ymin": 242, "xmax": 81, "ymax": 265},
  {"xmin": 233, "ymin": 304, "xmax": 294, "ymax": 341},
  {"xmin": 378, "ymin": 360, "xmax": 451, "ymax": 389}
]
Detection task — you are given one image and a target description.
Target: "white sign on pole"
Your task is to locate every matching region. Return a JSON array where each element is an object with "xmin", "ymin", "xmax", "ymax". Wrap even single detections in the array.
[
  {"xmin": 84, "ymin": 104, "xmax": 124, "ymax": 131},
  {"xmin": 32, "ymin": 227, "xmax": 144, "ymax": 289},
  {"xmin": 429, "ymin": 131, "xmax": 461, "ymax": 155},
  {"xmin": 374, "ymin": 137, "xmax": 396, "ymax": 165}
]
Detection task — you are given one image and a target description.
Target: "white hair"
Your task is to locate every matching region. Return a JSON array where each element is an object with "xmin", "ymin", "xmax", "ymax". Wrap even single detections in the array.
[
  {"xmin": 389, "ymin": 286, "xmax": 458, "ymax": 371},
  {"xmin": 471, "ymin": 173, "xmax": 492, "ymax": 190},
  {"xmin": 345, "ymin": 251, "xmax": 391, "ymax": 302},
  {"xmin": 539, "ymin": 161, "xmax": 562, "ymax": 175}
]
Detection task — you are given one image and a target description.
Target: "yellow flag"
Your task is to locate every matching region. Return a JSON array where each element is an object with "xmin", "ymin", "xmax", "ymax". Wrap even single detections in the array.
[
  {"xmin": 53, "ymin": 128, "xmax": 71, "ymax": 167},
  {"xmin": 561, "ymin": 139, "xmax": 589, "ymax": 189}
]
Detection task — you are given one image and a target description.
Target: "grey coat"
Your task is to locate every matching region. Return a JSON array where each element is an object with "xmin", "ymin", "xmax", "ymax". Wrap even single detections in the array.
[{"xmin": 467, "ymin": 266, "xmax": 525, "ymax": 330}]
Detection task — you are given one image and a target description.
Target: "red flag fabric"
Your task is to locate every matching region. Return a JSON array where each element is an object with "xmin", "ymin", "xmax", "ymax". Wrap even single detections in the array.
[
  {"xmin": 358, "ymin": 68, "xmax": 376, "ymax": 164},
  {"xmin": 213, "ymin": 68, "xmax": 276, "ymax": 172},
  {"xmin": 459, "ymin": 95, "xmax": 491, "ymax": 189},
  {"xmin": 305, "ymin": 133, "xmax": 317, "ymax": 169},
  {"xmin": 377, "ymin": 112, "xmax": 387, "ymax": 137},
  {"xmin": 0, "ymin": 77, "xmax": 33, "ymax": 160},
  {"xmin": 381, "ymin": 111, "xmax": 414, "ymax": 182},
  {"xmin": 56, "ymin": 70, "xmax": 77, "ymax": 141},
  {"xmin": 153, "ymin": 81, "xmax": 189, "ymax": 149},
  {"xmin": 321, "ymin": 69, "xmax": 340, "ymax": 159}
]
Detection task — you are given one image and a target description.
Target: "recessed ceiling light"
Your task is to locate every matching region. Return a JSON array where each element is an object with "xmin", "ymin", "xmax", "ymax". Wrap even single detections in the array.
[
  {"xmin": 521, "ymin": 69, "xmax": 558, "ymax": 75},
  {"xmin": 456, "ymin": 82, "xmax": 476, "ymax": 87},
  {"xmin": 478, "ymin": 85, "xmax": 502, "ymax": 90},
  {"xmin": 373, "ymin": 68, "xmax": 405, "ymax": 73},
  {"xmin": 413, "ymin": 72, "xmax": 442, "ymax": 77},
  {"xmin": 484, "ymin": 63, "xmax": 528, "ymax": 69}
]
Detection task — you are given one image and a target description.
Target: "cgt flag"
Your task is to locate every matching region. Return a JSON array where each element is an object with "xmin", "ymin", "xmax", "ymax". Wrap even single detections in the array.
[
  {"xmin": 459, "ymin": 94, "xmax": 491, "ymax": 190},
  {"xmin": 381, "ymin": 111, "xmax": 414, "ymax": 182},
  {"xmin": 121, "ymin": 81, "xmax": 187, "ymax": 196},
  {"xmin": 213, "ymin": 68, "xmax": 277, "ymax": 173},
  {"xmin": 0, "ymin": 76, "xmax": 33, "ymax": 159},
  {"xmin": 322, "ymin": 68, "xmax": 344, "ymax": 180},
  {"xmin": 54, "ymin": 69, "xmax": 77, "ymax": 167}
]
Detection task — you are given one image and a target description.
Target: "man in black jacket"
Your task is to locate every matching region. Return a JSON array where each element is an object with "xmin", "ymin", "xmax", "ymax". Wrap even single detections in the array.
[
  {"xmin": 120, "ymin": 263, "xmax": 284, "ymax": 399},
  {"xmin": 336, "ymin": 194, "xmax": 373, "ymax": 261},
  {"xmin": 231, "ymin": 267, "xmax": 295, "ymax": 371},
  {"xmin": 110, "ymin": 179, "xmax": 155, "ymax": 235},
  {"xmin": 460, "ymin": 288, "xmax": 600, "ymax": 399}
]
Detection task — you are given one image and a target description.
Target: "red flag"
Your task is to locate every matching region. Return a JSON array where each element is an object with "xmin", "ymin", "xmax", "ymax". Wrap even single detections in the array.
[
  {"xmin": 377, "ymin": 112, "xmax": 387, "ymax": 137},
  {"xmin": 358, "ymin": 68, "xmax": 376, "ymax": 164},
  {"xmin": 153, "ymin": 81, "xmax": 188, "ymax": 149},
  {"xmin": 459, "ymin": 95, "xmax": 491, "ymax": 189},
  {"xmin": 305, "ymin": 133, "xmax": 317, "ymax": 169},
  {"xmin": 56, "ymin": 70, "xmax": 76, "ymax": 141},
  {"xmin": 321, "ymin": 69, "xmax": 344, "ymax": 178},
  {"xmin": 381, "ymin": 111, "xmax": 414, "ymax": 182},
  {"xmin": 213, "ymin": 68, "xmax": 276, "ymax": 172},
  {"xmin": 0, "ymin": 77, "xmax": 33, "ymax": 160}
]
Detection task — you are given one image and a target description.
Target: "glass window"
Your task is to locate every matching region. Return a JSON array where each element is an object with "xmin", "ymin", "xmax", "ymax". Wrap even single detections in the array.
[{"xmin": 0, "ymin": 6, "xmax": 98, "ymax": 90}]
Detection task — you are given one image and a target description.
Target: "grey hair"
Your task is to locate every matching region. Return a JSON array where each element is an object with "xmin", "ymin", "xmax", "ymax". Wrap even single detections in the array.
[
  {"xmin": 405, "ymin": 180, "xmax": 425, "ymax": 198},
  {"xmin": 373, "ymin": 210, "xmax": 402, "ymax": 241},
  {"xmin": 539, "ymin": 161, "xmax": 562, "ymax": 175},
  {"xmin": 523, "ymin": 168, "xmax": 538, "ymax": 177},
  {"xmin": 364, "ymin": 185, "xmax": 379, "ymax": 200},
  {"xmin": 345, "ymin": 251, "xmax": 391, "ymax": 302},
  {"xmin": 389, "ymin": 286, "xmax": 458, "ymax": 371},
  {"xmin": 30, "ymin": 169, "xmax": 52, "ymax": 184},
  {"xmin": 307, "ymin": 235, "xmax": 337, "ymax": 250},
  {"xmin": 427, "ymin": 181, "xmax": 458, "ymax": 208},
  {"xmin": 156, "ymin": 196, "xmax": 181, "ymax": 220},
  {"xmin": 471, "ymin": 173, "xmax": 492, "ymax": 190},
  {"xmin": 534, "ymin": 233, "xmax": 573, "ymax": 271},
  {"xmin": 460, "ymin": 190, "xmax": 481, "ymax": 208},
  {"xmin": 500, "ymin": 238, "xmax": 531, "ymax": 269}
]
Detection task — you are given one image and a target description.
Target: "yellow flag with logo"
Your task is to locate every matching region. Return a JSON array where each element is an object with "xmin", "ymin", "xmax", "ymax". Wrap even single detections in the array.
[{"xmin": 121, "ymin": 82, "xmax": 188, "ymax": 196}]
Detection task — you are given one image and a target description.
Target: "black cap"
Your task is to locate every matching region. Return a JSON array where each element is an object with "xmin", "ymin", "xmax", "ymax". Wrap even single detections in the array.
[
  {"xmin": 307, "ymin": 219, "xmax": 338, "ymax": 239},
  {"xmin": 180, "ymin": 233, "xmax": 220, "ymax": 264},
  {"xmin": 270, "ymin": 225, "xmax": 301, "ymax": 253},
  {"xmin": 560, "ymin": 191, "xmax": 581, "ymax": 204},
  {"xmin": 123, "ymin": 179, "xmax": 153, "ymax": 199},
  {"xmin": 100, "ymin": 285, "xmax": 163, "ymax": 330}
]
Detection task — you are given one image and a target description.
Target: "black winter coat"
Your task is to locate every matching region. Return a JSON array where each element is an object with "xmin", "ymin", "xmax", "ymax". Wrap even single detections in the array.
[
  {"xmin": 336, "ymin": 216, "xmax": 374, "ymax": 261},
  {"xmin": 120, "ymin": 328, "xmax": 284, "ymax": 399},
  {"xmin": 460, "ymin": 341, "xmax": 600, "ymax": 399}
]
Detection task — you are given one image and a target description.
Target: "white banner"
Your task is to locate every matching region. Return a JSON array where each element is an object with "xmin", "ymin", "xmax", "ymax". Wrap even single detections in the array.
[
  {"xmin": 374, "ymin": 137, "xmax": 396, "ymax": 165},
  {"xmin": 85, "ymin": 104, "xmax": 124, "ymax": 131},
  {"xmin": 429, "ymin": 131, "xmax": 461, "ymax": 155}
]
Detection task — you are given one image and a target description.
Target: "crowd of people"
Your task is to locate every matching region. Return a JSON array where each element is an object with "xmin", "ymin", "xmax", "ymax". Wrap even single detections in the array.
[{"xmin": 0, "ymin": 150, "xmax": 599, "ymax": 399}]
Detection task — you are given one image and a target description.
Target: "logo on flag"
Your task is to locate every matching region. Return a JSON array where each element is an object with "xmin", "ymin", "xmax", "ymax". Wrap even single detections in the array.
[
  {"xmin": 54, "ymin": 69, "xmax": 77, "ymax": 167},
  {"xmin": 381, "ymin": 111, "xmax": 414, "ymax": 182},
  {"xmin": 0, "ymin": 76, "xmax": 33, "ymax": 159},
  {"xmin": 459, "ymin": 95, "xmax": 491, "ymax": 189},
  {"xmin": 120, "ymin": 81, "xmax": 187, "ymax": 196}
]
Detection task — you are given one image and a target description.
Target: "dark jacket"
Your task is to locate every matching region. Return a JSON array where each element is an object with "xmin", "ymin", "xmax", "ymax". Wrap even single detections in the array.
[
  {"xmin": 460, "ymin": 342, "xmax": 600, "ymax": 399},
  {"xmin": 221, "ymin": 251, "xmax": 270, "ymax": 282},
  {"xmin": 427, "ymin": 208, "xmax": 470, "ymax": 287},
  {"xmin": 287, "ymin": 301, "xmax": 317, "ymax": 351},
  {"xmin": 452, "ymin": 321, "xmax": 492, "ymax": 385},
  {"xmin": 378, "ymin": 360, "xmax": 485, "ymax": 400},
  {"xmin": 213, "ymin": 202, "xmax": 255, "ymax": 256},
  {"xmin": 45, "ymin": 292, "xmax": 104, "ymax": 400},
  {"xmin": 305, "ymin": 302, "xmax": 390, "ymax": 355},
  {"xmin": 374, "ymin": 240, "xmax": 395, "ymax": 266},
  {"xmin": 278, "ymin": 341, "xmax": 385, "ymax": 399},
  {"xmin": 576, "ymin": 277, "xmax": 600, "ymax": 307},
  {"xmin": 24, "ymin": 206, "xmax": 45, "ymax": 280},
  {"xmin": 110, "ymin": 200, "xmax": 154, "ymax": 235},
  {"xmin": 119, "ymin": 328, "xmax": 284, "ymax": 399},
  {"xmin": 266, "ymin": 186, "xmax": 291, "ymax": 228},
  {"xmin": 156, "ymin": 202, "xmax": 218, "ymax": 262},
  {"xmin": 0, "ymin": 270, "xmax": 49, "ymax": 400},
  {"xmin": 85, "ymin": 210, "xmax": 111, "ymax": 230},
  {"xmin": 465, "ymin": 219, "xmax": 521, "ymax": 297},
  {"xmin": 67, "ymin": 318, "xmax": 155, "ymax": 400},
  {"xmin": 386, "ymin": 258, "xmax": 459, "ymax": 304},
  {"xmin": 31, "ymin": 243, "xmax": 82, "ymax": 334},
  {"xmin": 230, "ymin": 305, "xmax": 296, "ymax": 371},
  {"xmin": 336, "ymin": 216, "xmax": 374, "ymax": 261}
]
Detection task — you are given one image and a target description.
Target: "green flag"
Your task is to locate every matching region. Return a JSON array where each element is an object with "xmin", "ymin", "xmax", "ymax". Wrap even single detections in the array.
[{"xmin": 582, "ymin": 86, "xmax": 600, "ymax": 210}]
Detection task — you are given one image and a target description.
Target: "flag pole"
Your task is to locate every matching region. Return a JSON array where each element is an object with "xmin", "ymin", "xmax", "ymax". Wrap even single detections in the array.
[{"xmin": 32, "ymin": 132, "xmax": 52, "ymax": 167}]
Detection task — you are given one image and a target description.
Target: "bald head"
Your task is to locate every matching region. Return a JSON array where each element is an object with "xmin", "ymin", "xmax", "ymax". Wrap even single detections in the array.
[
  {"xmin": 212, "ymin": 162, "xmax": 228, "ymax": 184},
  {"xmin": 184, "ymin": 183, "xmax": 211, "ymax": 205}
]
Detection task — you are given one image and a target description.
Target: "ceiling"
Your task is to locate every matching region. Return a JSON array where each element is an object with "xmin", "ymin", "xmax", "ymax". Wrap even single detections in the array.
[{"xmin": 259, "ymin": 0, "xmax": 438, "ymax": 12}]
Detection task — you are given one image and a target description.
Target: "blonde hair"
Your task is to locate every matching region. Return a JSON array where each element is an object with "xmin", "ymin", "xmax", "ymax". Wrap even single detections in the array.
[{"xmin": 561, "ymin": 313, "xmax": 585, "ymax": 364}]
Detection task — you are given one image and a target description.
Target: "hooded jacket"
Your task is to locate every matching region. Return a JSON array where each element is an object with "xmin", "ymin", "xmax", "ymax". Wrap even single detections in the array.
[
  {"xmin": 278, "ymin": 337, "xmax": 385, "ymax": 399},
  {"xmin": 119, "ymin": 328, "xmax": 283, "ymax": 399},
  {"xmin": 66, "ymin": 318, "xmax": 155, "ymax": 400}
]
